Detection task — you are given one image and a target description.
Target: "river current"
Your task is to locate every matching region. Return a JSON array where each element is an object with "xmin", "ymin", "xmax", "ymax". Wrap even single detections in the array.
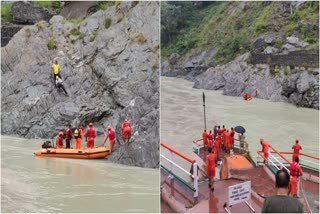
[
  {"xmin": 1, "ymin": 135, "xmax": 159, "ymax": 213},
  {"xmin": 161, "ymin": 77, "xmax": 319, "ymax": 173}
]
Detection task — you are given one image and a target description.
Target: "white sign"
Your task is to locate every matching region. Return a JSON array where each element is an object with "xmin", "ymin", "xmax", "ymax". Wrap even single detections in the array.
[{"xmin": 228, "ymin": 181, "xmax": 251, "ymax": 206}]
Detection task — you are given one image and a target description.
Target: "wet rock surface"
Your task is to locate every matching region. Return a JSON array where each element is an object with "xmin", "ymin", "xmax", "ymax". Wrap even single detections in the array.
[
  {"xmin": 1, "ymin": 2, "xmax": 160, "ymax": 168},
  {"xmin": 163, "ymin": 51, "xmax": 319, "ymax": 109}
]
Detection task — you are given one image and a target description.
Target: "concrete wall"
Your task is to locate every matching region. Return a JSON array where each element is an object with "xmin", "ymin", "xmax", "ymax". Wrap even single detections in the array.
[{"xmin": 250, "ymin": 51, "xmax": 319, "ymax": 67}]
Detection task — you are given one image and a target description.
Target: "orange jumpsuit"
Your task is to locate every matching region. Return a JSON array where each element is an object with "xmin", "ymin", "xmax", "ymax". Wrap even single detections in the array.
[
  {"xmin": 86, "ymin": 127, "xmax": 96, "ymax": 148},
  {"xmin": 202, "ymin": 130, "xmax": 208, "ymax": 146},
  {"xmin": 104, "ymin": 129, "xmax": 116, "ymax": 151},
  {"xmin": 121, "ymin": 120, "xmax": 131, "ymax": 140},
  {"xmin": 225, "ymin": 131, "xmax": 231, "ymax": 150},
  {"xmin": 56, "ymin": 136, "xmax": 64, "ymax": 148},
  {"xmin": 206, "ymin": 153, "xmax": 217, "ymax": 177},
  {"xmin": 292, "ymin": 143, "xmax": 302, "ymax": 162},
  {"xmin": 261, "ymin": 140, "xmax": 269, "ymax": 160},
  {"xmin": 208, "ymin": 139, "xmax": 213, "ymax": 149}
]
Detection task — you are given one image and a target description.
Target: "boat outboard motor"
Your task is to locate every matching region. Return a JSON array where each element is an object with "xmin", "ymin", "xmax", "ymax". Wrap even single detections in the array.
[{"xmin": 42, "ymin": 141, "xmax": 53, "ymax": 148}]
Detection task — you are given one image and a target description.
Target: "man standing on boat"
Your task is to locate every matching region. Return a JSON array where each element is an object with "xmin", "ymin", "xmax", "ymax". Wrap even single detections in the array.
[
  {"xmin": 65, "ymin": 124, "xmax": 72, "ymax": 149},
  {"xmin": 85, "ymin": 122, "xmax": 96, "ymax": 148},
  {"xmin": 260, "ymin": 138, "xmax": 269, "ymax": 164},
  {"xmin": 291, "ymin": 139, "xmax": 302, "ymax": 163},
  {"xmin": 289, "ymin": 156, "xmax": 303, "ymax": 198},
  {"xmin": 121, "ymin": 119, "xmax": 132, "ymax": 145},
  {"xmin": 103, "ymin": 125, "xmax": 116, "ymax": 152},
  {"xmin": 206, "ymin": 147, "xmax": 217, "ymax": 192},
  {"xmin": 262, "ymin": 168, "xmax": 303, "ymax": 212},
  {"xmin": 74, "ymin": 127, "xmax": 82, "ymax": 149},
  {"xmin": 56, "ymin": 131, "xmax": 64, "ymax": 148}
]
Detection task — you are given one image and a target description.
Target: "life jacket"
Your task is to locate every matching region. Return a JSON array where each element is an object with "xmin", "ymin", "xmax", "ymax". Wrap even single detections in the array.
[
  {"xmin": 108, "ymin": 129, "xmax": 115, "ymax": 140},
  {"xmin": 56, "ymin": 137, "xmax": 63, "ymax": 146},
  {"xmin": 207, "ymin": 133, "xmax": 213, "ymax": 141},
  {"xmin": 230, "ymin": 130, "xmax": 235, "ymax": 138},
  {"xmin": 122, "ymin": 120, "xmax": 131, "ymax": 128},
  {"xmin": 290, "ymin": 162, "xmax": 300, "ymax": 177},
  {"xmin": 65, "ymin": 128, "xmax": 72, "ymax": 139},
  {"xmin": 74, "ymin": 129, "xmax": 79, "ymax": 138},
  {"xmin": 87, "ymin": 127, "xmax": 96, "ymax": 138}
]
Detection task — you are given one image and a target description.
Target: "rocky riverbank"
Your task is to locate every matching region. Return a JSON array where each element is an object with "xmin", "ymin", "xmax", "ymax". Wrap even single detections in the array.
[
  {"xmin": 1, "ymin": 1, "xmax": 160, "ymax": 168},
  {"xmin": 161, "ymin": 34, "xmax": 319, "ymax": 109}
]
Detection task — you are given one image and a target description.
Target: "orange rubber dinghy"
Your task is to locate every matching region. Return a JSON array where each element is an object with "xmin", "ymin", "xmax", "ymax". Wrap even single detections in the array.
[
  {"xmin": 34, "ymin": 147, "xmax": 110, "ymax": 159},
  {"xmin": 243, "ymin": 94, "xmax": 252, "ymax": 101}
]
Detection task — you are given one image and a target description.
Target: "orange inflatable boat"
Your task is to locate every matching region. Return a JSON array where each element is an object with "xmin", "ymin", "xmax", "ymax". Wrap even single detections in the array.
[
  {"xmin": 34, "ymin": 147, "xmax": 110, "ymax": 159},
  {"xmin": 242, "ymin": 93, "xmax": 252, "ymax": 101}
]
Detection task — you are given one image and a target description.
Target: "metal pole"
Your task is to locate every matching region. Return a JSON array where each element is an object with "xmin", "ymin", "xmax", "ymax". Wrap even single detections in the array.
[
  {"xmin": 193, "ymin": 162, "xmax": 198, "ymax": 198},
  {"xmin": 203, "ymin": 92, "xmax": 206, "ymax": 129}
]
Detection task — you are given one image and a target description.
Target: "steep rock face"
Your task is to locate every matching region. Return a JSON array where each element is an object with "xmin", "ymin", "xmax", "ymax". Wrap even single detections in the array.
[
  {"xmin": 193, "ymin": 53, "xmax": 319, "ymax": 109},
  {"xmin": 1, "ymin": 2, "xmax": 160, "ymax": 168}
]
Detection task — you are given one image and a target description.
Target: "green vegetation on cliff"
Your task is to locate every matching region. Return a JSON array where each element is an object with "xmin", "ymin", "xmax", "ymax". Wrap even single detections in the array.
[{"xmin": 161, "ymin": 1, "xmax": 319, "ymax": 64}]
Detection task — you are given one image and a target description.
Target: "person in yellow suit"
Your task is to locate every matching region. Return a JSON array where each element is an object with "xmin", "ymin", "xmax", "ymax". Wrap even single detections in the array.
[{"xmin": 52, "ymin": 60, "xmax": 62, "ymax": 86}]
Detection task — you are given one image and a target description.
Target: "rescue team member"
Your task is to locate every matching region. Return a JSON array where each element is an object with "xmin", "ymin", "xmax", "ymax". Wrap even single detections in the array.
[
  {"xmin": 202, "ymin": 128, "xmax": 208, "ymax": 150},
  {"xmin": 213, "ymin": 136, "xmax": 220, "ymax": 158},
  {"xmin": 291, "ymin": 139, "xmax": 302, "ymax": 163},
  {"xmin": 56, "ymin": 131, "xmax": 64, "ymax": 148},
  {"xmin": 207, "ymin": 130, "xmax": 213, "ymax": 142},
  {"xmin": 85, "ymin": 122, "xmax": 96, "ymax": 148},
  {"xmin": 262, "ymin": 168, "xmax": 303, "ymax": 213},
  {"xmin": 224, "ymin": 130, "xmax": 231, "ymax": 154},
  {"xmin": 289, "ymin": 157, "xmax": 303, "ymax": 198},
  {"xmin": 213, "ymin": 125, "xmax": 218, "ymax": 139},
  {"xmin": 121, "ymin": 119, "xmax": 131, "ymax": 145},
  {"xmin": 222, "ymin": 128, "xmax": 227, "ymax": 152},
  {"xmin": 230, "ymin": 127, "xmax": 235, "ymax": 150},
  {"xmin": 260, "ymin": 138, "xmax": 269, "ymax": 164},
  {"xmin": 52, "ymin": 60, "xmax": 62, "ymax": 86},
  {"xmin": 65, "ymin": 124, "xmax": 72, "ymax": 149},
  {"xmin": 217, "ymin": 125, "xmax": 222, "ymax": 136},
  {"xmin": 103, "ymin": 125, "xmax": 116, "ymax": 152},
  {"xmin": 78, "ymin": 125, "xmax": 84, "ymax": 140},
  {"xmin": 74, "ymin": 127, "xmax": 82, "ymax": 149},
  {"xmin": 206, "ymin": 147, "xmax": 217, "ymax": 192}
]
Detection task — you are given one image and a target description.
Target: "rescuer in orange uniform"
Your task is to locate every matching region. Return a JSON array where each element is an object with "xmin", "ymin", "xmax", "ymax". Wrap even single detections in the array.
[
  {"xmin": 206, "ymin": 147, "xmax": 217, "ymax": 192},
  {"xmin": 56, "ymin": 131, "xmax": 64, "ymax": 148},
  {"xmin": 121, "ymin": 119, "xmax": 132, "ymax": 145},
  {"xmin": 225, "ymin": 130, "xmax": 231, "ymax": 154},
  {"xmin": 260, "ymin": 138, "xmax": 269, "ymax": 163},
  {"xmin": 291, "ymin": 139, "xmax": 302, "ymax": 163},
  {"xmin": 222, "ymin": 128, "xmax": 227, "ymax": 152},
  {"xmin": 74, "ymin": 127, "xmax": 82, "ymax": 149},
  {"xmin": 202, "ymin": 128, "xmax": 208, "ymax": 150},
  {"xmin": 215, "ymin": 135, "xmax": 221, "ymax": 154},
  {"xmin": 207, "ymin": 130, "xmax": 213, "ymax": 142},
  {"xmin": 103, "ymin": 125, "xmax": 116, "ymax": 152},
  {"xmin": 289, "ymin": 157, "xmax": 303, "ymax": 197},
  {"xmin": 85, "ymin": 122, "xmax": 96, "ymax": 148}
]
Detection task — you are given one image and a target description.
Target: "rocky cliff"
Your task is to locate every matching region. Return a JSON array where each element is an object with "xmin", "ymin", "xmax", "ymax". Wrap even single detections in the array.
[{"xmin": 1, "ymin": 1, "xmax": 160, "ymax": 168}]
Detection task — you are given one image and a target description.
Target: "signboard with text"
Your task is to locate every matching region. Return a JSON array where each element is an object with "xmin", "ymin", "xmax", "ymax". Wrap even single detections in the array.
[{"xmin": 228, "ymin": 181, "xmax": 251, "ymax": 206}]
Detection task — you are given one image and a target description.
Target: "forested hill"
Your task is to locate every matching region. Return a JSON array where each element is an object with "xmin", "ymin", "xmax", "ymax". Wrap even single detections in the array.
[{"xmin": 161, "ymin": 1, "xmax": 319, "ymax": 64}]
